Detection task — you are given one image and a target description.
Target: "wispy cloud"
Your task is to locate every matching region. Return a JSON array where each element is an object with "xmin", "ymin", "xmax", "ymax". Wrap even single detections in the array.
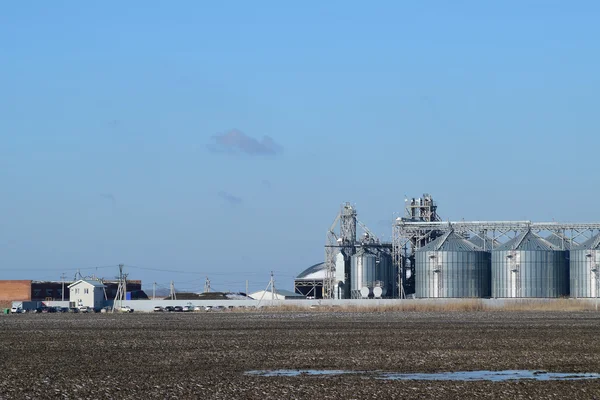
[
  {"xmin": 218, "ymin": 191, "xmax": 243, "ymax": 205},
  {"xmin": 208, "ymin": 129, "xmax": 283, "ymax": 156}
]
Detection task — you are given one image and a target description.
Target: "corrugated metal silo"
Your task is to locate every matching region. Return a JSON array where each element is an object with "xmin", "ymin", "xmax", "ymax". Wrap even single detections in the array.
[
  {"xmin": 350, "ymin": 249, "xmax": 378, "ymax": 298},
  {"xmin": 376, "ymin": 253, "xmax": 395, "ymax": 297},
  {"xmin": 350, "ymin": 250, "xmax": 395, "ymax": 298},
  {"xmin": 415, "ymin": 231, "xmax": 491, "ymax": 298},
  {"xmin": 570, "ymin": 233, "xmax": 600, "ymax": 298},
  {"xmin": 545, "ymin": 234, "xmax": 577, "ymax": 297},
  {"xmin": 492, "ymin": 231, "xmax": 568, "ymax": 298}
]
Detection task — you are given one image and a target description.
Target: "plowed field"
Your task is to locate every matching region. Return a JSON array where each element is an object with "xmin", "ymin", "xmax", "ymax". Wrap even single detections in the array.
[{"xmin": 1, "ymin": 311, "xmax": 600, "ymax": 399}]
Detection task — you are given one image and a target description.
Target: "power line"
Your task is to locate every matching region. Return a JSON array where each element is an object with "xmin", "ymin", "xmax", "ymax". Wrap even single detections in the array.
[{"xmin": 0, "ymin": 265, "xmax": 117, "ymax": 272}]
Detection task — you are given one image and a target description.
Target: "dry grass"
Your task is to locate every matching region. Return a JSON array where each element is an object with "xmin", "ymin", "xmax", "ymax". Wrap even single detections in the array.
[
  {"xmin": 497, "ymin": 299, "xmax": 599, "ymax": 312},
  {"xmin": 236, "ymin": 299, "xmax": 600, "ymax": 313}
]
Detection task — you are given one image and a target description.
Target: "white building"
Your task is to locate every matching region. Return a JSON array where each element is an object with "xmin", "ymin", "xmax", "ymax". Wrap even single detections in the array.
[
  {"xmin": 248, "ymin": 289, "xmax": 304, "ymax": 301},
  {"xmin": 68, "ymin": 280, "xmax": 106, "ymax": 310}
]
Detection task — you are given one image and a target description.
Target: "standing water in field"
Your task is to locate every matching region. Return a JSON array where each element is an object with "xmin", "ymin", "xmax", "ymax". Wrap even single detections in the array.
[{"xmin": 246, "ymin": 370, "xmax": 600, "ymax": 381}]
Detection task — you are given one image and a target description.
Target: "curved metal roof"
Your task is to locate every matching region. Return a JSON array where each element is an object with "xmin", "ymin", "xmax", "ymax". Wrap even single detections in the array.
[
  {"xmin": 418, "ymin": 231, "xmax": 484, "ymax": 252},
  {"xmin": 574, "ymin": 233, "xmax": 600, "ymax": 250},
  {"xmin": 495, "ymin": 231, "xmax": 559, "ymax": 251},
  {"xmin": 295, "ymin": 262, "xmax": 326, "ymax": 281}
]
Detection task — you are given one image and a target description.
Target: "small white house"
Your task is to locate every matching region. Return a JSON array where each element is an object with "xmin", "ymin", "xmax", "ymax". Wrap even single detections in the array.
[
  {"xmin": 248, "ymin": 289, "xmax": 304, "ymax": 301},
  {"xmin": 68, "ymin": 280, "xmax": 106, "ymax": 310}
]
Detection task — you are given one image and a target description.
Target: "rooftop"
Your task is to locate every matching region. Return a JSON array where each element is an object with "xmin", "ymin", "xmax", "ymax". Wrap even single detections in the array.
[
  {"xmin": 67, "ymin": 279, "xmax": 106, "ymax": 288},
  {"xmin": 295, "ymin": 262, "xmax": 326, "ymax": 281}
]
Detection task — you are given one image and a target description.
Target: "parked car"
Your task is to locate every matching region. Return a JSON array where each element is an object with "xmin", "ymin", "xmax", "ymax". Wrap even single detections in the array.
[
  {"xmin": 100, "ymin": 306, "xmax": 111, "ymax": 313},
  {"xmin": 193, "ymin": 305, "xmax": 203, "ymax": 312},
  {"xmin": 182, "ymin": 306, "xmax": 193, "ymax": 312},
  {"xmin": 68, "ymin": 307, "xmax": 79, "ymax": 313},
  {"xmin": 10, "ymin": 307, "xmax": 22, "ymax": 314},
  {"xmin": 78, "ymin": 306, "xmax": 90, "ymax": 313},
  {"xmin": 164, "ymin": 306, "xmax": 175, "ymax": 312},
  {"xmin": 57, "ymin": 307, "xmax": 69, "ymax": 313},
  {"xmin": 119, "ymin": 306, "xmax": 134, "ymax": 313},
  {"xmin": 204, "ymin": 306, "xmax": 212, "ymax": 312},
  {"xmin": 173, "ymin": 306, "xmax": 184, "ymax": 312},
  {"xmin": 153, "ymin": 306, "xmax": 164, "ymax": 312}
]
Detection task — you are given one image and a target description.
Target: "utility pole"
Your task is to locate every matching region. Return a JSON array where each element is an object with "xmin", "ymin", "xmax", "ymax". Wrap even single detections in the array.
[
  {"xmin": 256, "ymin": 271, "xmax": 276, "ymax": 308},
  {"xmin": 204, "ymin": 277, "xmax": 211, "ymax": 293},
  {"xmin": 74, "ymin": 269, "xmax": 83, "ymax": 281},
  {"xmin": 153, "ymin": 282, "xmax": 156, "ymax": 300},
  {"xmin": 112, "ymin": 264, "xmax": 126, "ymax": 313},
  {"xmin": 270, "ymin": 271, "xmax": 275, "ymax": 301},
  {"xmin": 60, "ymin": 273, "xmax": 66, "ymax": 302},
  {"xmin": 170, "ymin": 281, "xmax": 176, "ymax": 300},
  {"xmin": 245, "ymin": 279, "xmax": 248, "ymax": 296}
]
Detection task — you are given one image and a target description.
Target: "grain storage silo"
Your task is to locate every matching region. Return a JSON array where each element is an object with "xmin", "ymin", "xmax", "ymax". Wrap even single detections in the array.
[
  {"xmin": 545, "ymin": 234, "xmax": 577, "ymax": 297},
  {"xmin": 375, "ymin": 253, "xmax": 395, "ymax": 298},
  {"xmin": 350, "ymin": 249, "xmax": 377, "ymax": 298},
  {"xmin": 415, "ymin": 231, "xmax": 491, "ymax": 298},
  {"xmin": 570, "ymin": 233, "xmax": 600, "ymax": 298},
  {"xmin": 350, "ymin": 249, "xmax": 395, "ymax": 298},
  {"xmin": 492, "ymin": 230, "xmax": 568, "ymax": 298}
]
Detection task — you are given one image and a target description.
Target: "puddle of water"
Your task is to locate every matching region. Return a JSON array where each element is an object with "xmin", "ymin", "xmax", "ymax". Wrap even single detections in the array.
[
  {"xmin": 379, "ymin": 370, "xmax": 600, "ymax": 381},
  {"xmin": 246, "ymin": 369, "xmax": 600, "ymax": 381}
]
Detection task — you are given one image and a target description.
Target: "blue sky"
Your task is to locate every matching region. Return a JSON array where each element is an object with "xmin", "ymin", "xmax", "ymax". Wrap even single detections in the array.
[{"xmin": 1, "ymin": 1, "xmax": 599, "ymax": 292}]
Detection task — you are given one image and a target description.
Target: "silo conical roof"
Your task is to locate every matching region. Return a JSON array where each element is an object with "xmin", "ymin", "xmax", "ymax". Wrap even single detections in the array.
[
  {"xmin": 468, "ymin": 236, "xmax": 500, "ymax": 250},
  {"xmin": 418, "ymin": 231, "xmax": 484, "ymax": 252},
  {"xmin": 573, "ymin": 233, "xmax": 600, "ymax": 250},
  {"xmin": 494, "ymin": 230, "xmax": 558, "ymax": 251},
  {"xmin": 545, "ymin": 234, "xmax": 578, "ymax": 250}
]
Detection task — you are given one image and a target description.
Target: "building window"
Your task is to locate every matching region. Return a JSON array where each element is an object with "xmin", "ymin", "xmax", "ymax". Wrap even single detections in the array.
[
  {"xmin": 46, "ymin": 289, "xmax": 53, "ymax": 297},
  {"xmin": 33, "ymin": 289, "xmax": 42, "ymax": 298},
  {"xmin": 84, "ymin": 288, "xmax": 89, "ymax": 294},
  {"xmin": 75, "ymin": 289, "xmax": 79, "ymax": 294}
]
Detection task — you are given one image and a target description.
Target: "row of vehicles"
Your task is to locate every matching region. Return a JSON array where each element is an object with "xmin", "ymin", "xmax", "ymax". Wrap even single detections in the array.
[
  {"xmin": 153, "ymin": 305, "xmax": 228, "ymax": 312},
  {"xmin": 10, "ymin": 305, "xmax": 130, "ymax": 314},
  {"xmin": 11, "ymin": 306, "xmax": 81, "ymax": 314},
  {"xmin": 10, "ymin": 304, "xmax": 233, "ymax": 314}
]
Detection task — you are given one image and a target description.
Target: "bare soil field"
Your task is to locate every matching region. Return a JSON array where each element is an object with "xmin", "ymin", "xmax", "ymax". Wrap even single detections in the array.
[{"xmin": 1, "ymin": 311, "xmax": 600, "ymax": 399}]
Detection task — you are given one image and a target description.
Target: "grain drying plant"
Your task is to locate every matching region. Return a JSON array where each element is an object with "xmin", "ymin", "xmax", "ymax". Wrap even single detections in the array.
[
  {"xmin": 570, "ymin": 233, "xmax": 600, "ymax": 298},
  {"xmin": 305, "ymin": 194, "xmax": 600, "ymax": 300},
  {"xmin": 311, "ymin": 203, "xmax": 395, "ymax": 300}
]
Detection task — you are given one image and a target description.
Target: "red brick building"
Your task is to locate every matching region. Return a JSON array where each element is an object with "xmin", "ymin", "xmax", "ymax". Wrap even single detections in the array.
[
  {"xmin": 0, "ymin": 280, "xmax": 146, "ymax": 302},
  {"xmin": 0, "ymin": 280, "xmax": 32, "ymax": 302}
]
